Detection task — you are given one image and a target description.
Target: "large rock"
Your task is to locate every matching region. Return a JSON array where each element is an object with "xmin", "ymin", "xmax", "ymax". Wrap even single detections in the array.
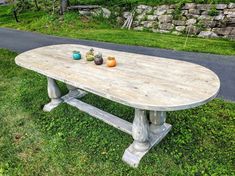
[
  {"xmin": 198, "ymin": 31, "xmax": 218, "ymax": 38},
  {"xmin": 227, "ymin": 18, "xmax": 235, "ymax": 27},
  {"xmin": 188, "ymin": 9, "xmax": 200, "ymax": 15},
  {"xmin": 123, "ymin": 12, "xmax": 131, "ymax": 19},
  {"xmin": 158, "ymin": 15, "xmax": 173, "ymax": 23},
  {"xmin": 197, "ymin": 4, "xmax": 211, "ymax": 11},
  {"xmin": 224, "ymin": 9, "xmax": 235, "ymax": 18},
  {"xmin": 116, "ymin": 17, "xmax": 123, "ymax": 25},
  {"xmin": 159, "ymin": 23, "xmax": 174, "ymax": 30},
  {"xmin": 216, "ymin": 4, "xmax": 227, "ymax": 10},
  {"xmin": 175, "ymin": 26, "xmax": 186, "ymax": 32},
  {"xmin": 198, "ymin": 15, "xmax": 213, "ymax": 20},
  {"xmin": 230, "ymin": 27, "xmax": 235, "ymax": 35},
  {"xmin": 227, "ymin": 14, "xmax": 235, "ymax": 18},
  {"xmin": 172, "ymin": 31, "xmax": 182, "ymax": 35},
  {"xmin": 147, "ymin": 15, "xmax": 158, "ymax": 21},
  {"xmin": 228, "ymin": 35, "xmax": 235, "ymax": 39},
  {"xmin": 167, "ymin": 9, "xmax": 174, "ymax": 14},
  {"xmin": 152, "ymin": 29, "xmax": 170, "ymax": 33},
  {"xmin": 79, "ymin": 10, "xmax": 91, "ymax": 16},
  {"xmin": 224, "ymin": 9, "xmax": 235, "ymax": 14},
  {"xmin": 181, "ymin": 10, "xmax": 188, "ymax": 16},
  {"xmin": 91, "ymin": 9, "xmax": 102, "ymax": 16},
  {"xmin": 144, "ymin": 6, "xmax": 153, "ymax": 14},
  {"xmin": 201, "ymin": 10, "xmax": 209, "ymax": 15},
  {"xmin": 182, "ymin": 3, "xmax": 196, "ymax": 10},
  {"xmin": 136, "ymin": 14, "xmax": 145, "ymax": 21},
  {"xmin": 132, "ymin": 21, "xmax": 140, "ymax": 27},
  {"xmin": 102, "ymin": 8, "xmax": 111, "ymax": 18},
  {"xmin": 186, "ymin": 25, "xmax": 200, "ymax": 34},
  {"xmin": 135, "ymin": 8, "xmax": 143, "ymax": 14},
  {"xmin": 212, "ymin": 27, "xmax": 234, "ymax": 35},
  {"xmin": 169, "ymin": 4, "xmax": 176, "ymax": 9},
  {"xmin": 137, "ymin": 5, "xmax": 151, "ymax": 10},
  {"xmin": 228, "ymin": 3, "xmax": 235, "ymax": 9},
  {"xmin": 154, "ymin": 5, "xmax": 168, "ymax": 15},
  {"xmin": 173, "ymin": 20, "xmax": 186, "ymax": 26},
  {"xmin": 141, "ymin": 21, "xmax": 155, "ymax": 28},
  {"xmin": 186, "ymin": 18, "xmax": 197, "ymax": 25},
  {"xmin": 214, "ymin": 14, "xmax": 225, "ymax": 21},
  {"xmin": 186, "ymin": 14, "xmax": 199, "ymax": 19},
  {"xmin": 133, "ymin": 26, "xmax": 144, "ymax": 31},
  {"xmin": 200, "ymin": 19, "xmax": 217, "ymax": 28},
  {"xmin": 0, "ymin": 0, "xmax": 6, "ymax": 4}
]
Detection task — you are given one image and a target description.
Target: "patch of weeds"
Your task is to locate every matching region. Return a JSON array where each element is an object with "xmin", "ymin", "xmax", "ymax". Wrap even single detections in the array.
[
  {"xmin": 208, "ymin": 5, "xmax": 219, "ymax": 16},
  {"xmin": 152, "ymin": 21, "xmax": 159, "ymax": 29},
  {"xmin": 196, "ymin": 20, "xmax": 206, "ymax": 31},
  {"xmin": 146, "ymin": 9, "xmax": 154, "ymax": 15},
  {"xmin": 142, "ymin": 15, "xmax": 148, "ymax": 21},
  {"xmin": 172, "ymin": 1, "xmax": 185, "ymax": 20}
]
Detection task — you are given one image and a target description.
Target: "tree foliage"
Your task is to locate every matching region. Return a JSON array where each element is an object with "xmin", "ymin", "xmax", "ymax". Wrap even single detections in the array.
[{"xmin": 6, "ymin": 0, "xmax": 62, "ymax": 13}]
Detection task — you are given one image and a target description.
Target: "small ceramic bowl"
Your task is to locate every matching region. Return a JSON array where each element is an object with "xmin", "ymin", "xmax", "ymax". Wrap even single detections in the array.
[
  {"xmin": 107, "ymin": 56, "xmax": 116, "ymax": 67},
  {"xmin": 73, "ymin": 51, "xmax": 82, "ymax": 60}
]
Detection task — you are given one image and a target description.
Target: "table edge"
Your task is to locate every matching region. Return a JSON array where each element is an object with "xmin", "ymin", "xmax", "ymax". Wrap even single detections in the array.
[{"xmin": 15, "ymin": 45, "xmax": 221, "ymax": 111}]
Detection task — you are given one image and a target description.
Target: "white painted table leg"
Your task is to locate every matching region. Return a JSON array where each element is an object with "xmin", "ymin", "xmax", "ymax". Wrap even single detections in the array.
[
  {"xmin": 43, "ymin": 77, "xmax": 63, "ymax": 112},
  {"xmin": 66, "ymin": 84, "xmax": 81, "ymax": 98},
  {"xmin": 62, "ymin": 84, "xmax": 87, "ymax": 102},
  {"xmin": 132, "ymin": 109, "xmax": 150, "ymax": 151},
  {"xmin": 122, "ymin": 109, "xmax": 150, "ymax": 167},
  {"xmin": 149, "ymin": 111, "xmax": 167, "ymax": 134},
  {"xmin": 122, "ymin": 110, "xmax": 172, "ymax": 168}
]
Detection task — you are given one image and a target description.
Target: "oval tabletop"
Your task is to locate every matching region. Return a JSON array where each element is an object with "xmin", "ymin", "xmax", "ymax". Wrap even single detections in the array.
[{"xmin": 15, "ymin": 44, "xmax": 220, "ymax": 111}]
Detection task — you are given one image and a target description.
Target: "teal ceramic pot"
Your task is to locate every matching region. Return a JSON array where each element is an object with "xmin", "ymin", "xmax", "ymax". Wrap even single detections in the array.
[{"xmin": 73, "ymin": 51, "xmax": 82, "ymax": 60}]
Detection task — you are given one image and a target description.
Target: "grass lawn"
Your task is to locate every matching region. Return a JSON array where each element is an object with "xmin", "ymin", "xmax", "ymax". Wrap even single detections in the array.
[
  {"xmin": 0, "ymin": 6, "xmax": 235, "ymax": 56},
  {"xmin": 0, "ymin": 48, "xmax": 235, "ymax": 175}
]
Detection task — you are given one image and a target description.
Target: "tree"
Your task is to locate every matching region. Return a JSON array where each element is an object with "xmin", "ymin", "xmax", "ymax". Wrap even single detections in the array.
[
  {"xmin": 34, "ymin": 0, "xmax": 39, "ymax": 11},
  {"xmin": 60, "ymin": 0, "xmax": 68, "ymax": 15}
]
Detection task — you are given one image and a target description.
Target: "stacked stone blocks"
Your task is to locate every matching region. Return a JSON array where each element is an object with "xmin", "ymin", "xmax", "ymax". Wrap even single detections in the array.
[{"xmin": 131, "ymin": 3, "xmax": 235, "ymax": 39}]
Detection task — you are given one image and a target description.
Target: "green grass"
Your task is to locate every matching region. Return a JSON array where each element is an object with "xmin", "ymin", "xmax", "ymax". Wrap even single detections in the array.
[
  {"xmin": 0, "ymin": 47, "xmax": 235, "ymax": 175},
  {"xmin": 0, "ymin": 6, "xmax": 235, "ymax": 56}
]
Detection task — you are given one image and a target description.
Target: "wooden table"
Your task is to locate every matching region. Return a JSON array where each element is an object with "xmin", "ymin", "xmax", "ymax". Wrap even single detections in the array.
[{"xmin": 15, "ymin": 44, "xmax": 220, "ymax": 167}]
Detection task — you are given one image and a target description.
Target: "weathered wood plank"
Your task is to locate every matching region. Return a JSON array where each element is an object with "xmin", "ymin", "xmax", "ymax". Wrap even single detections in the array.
[
  {"xmin": 66, "ymin": 98, "xmax": 133, "ymax": 135},
  {"xmin": 15, "ymin": 44, "xmax": 220, "ymax": 111}
]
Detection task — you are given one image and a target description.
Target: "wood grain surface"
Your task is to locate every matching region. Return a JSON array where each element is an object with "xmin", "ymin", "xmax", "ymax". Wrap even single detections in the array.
[{"xmin": 15, "ymin": 44, "xmax": 220, "ymax": 111}]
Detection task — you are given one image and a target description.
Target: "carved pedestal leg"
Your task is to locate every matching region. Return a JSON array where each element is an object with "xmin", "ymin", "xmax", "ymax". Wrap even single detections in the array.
[
  {"xmin": 132, "ymin": 109, "xmax": 150, "ymax": 151},
  {"xmin": 122, "ymin": 109, "xmax": 150, "ymax": 167},
  {"xmin": 149, "ymin": 111, "xmax": 167, "ymax": 134},
  {"xmin": 66, "ymin": 84, "xmax": 80, "ymax": 98},
  {"xmin": 63, "ymin": 84, "xmax": 87, "ymax": 102},
  {"xmin": 43, "ymin": 77, "xmax": 63, "ymax": 112},
  {"xmin": 122, "ymin": 110, "xmax": 172, "ymax": 168}
]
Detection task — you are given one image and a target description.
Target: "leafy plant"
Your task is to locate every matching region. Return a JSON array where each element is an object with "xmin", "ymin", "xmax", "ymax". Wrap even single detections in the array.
[
  {"xmin": 208, "ymin": 5, "xmax": 219, "ymax": 16},
  {"xmin": 195, "ymin": 20, "xmax": 206, "ymax": 30},
  {"xmin": 146, "ymin": 9, "xmax": 154, "ymax": 15},
  {"xmin": 172, "ymin": 1, "xmax": 185, "ymax": 20}
]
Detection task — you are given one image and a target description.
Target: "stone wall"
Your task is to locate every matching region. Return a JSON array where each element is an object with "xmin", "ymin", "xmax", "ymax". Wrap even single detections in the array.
[{"xmin": 125, "ymin": 3, "xmax": 235, "ymax": 39}]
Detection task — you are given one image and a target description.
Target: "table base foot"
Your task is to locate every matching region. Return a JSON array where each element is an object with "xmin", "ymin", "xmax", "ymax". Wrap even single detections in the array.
[
  {"xmin": 122, "ymin": 123, "xmax": 172, "ymax": 168},
  {"xmin": 43, "ymin": 89, "xmax": 87, "ymax": 112},
  {"xmin": 43, "ymin": 98, "xmax": 63, "ymax": 112},
  {"xmin": 62, "ymin": 89, "xmax": 87, "ymax": 102}
]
